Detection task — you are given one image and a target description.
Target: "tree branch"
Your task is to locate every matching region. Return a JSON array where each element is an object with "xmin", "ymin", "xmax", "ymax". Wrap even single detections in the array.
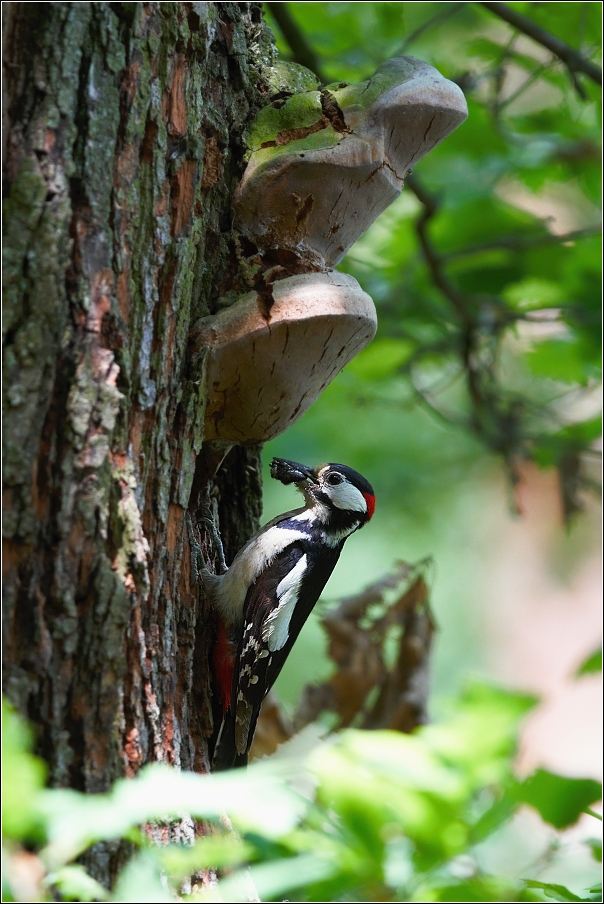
[
  {"xmin": 443, "ymin": 226, "xmax": 601, "ymax": 260},
  {"xmin": 404, "ymin": 173, "xmax": 530, "ymax": 466},
  {"xmin": 409, "ymin": 370, "xmax": 471, "ymax": 432},
  {"xmin": 404, "ymin": 174, "xmax": 470, "ymax": 325},
  {"xmin": 398, "ymin": 2, "xmax": 466, "ymax": 53},
  {"xmin": 479, "ymin": 1, "xmax": 602, "ymax": 87},
  {"xmin": 265, "ymin": 2, "xmax": 328, "ymax": 84},
  {"xmin": 498, "ymin": 61, "xmax": 548, "ymax": 110}
]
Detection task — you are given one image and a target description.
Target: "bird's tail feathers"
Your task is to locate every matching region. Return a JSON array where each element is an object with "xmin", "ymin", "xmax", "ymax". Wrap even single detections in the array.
[{"xmin": 212, "ymin": 711, "xmax": 245, "ymax": 771}]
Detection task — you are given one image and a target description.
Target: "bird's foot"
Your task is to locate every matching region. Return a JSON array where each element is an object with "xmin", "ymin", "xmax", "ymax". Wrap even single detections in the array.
[
  {"xmin": 186, "ymin": 512, "xmax": 206, "ymax": 588},
  {"xmin": 199, "ymin": 500, "xmax": 228, "ymax": 575}
]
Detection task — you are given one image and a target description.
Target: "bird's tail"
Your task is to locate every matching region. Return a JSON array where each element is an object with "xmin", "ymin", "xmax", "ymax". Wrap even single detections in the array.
[{"xmin": 211, "ymin": 711, "xmax": 249, "ymax": 771}]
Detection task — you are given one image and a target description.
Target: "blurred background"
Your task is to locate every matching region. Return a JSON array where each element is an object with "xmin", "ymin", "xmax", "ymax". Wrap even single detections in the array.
[{"xmin": 260, "ymin": 1, "xmax": 601, "ymax": 891}]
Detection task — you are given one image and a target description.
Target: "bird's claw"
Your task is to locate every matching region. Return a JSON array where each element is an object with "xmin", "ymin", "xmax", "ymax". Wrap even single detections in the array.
[
  {"xmin": 185, "ymin": 512, "xmax": 206, "ymax": 588},
  {"xmin": 200, "ymin": 516, "xmax": 227, "ymax": 575}
]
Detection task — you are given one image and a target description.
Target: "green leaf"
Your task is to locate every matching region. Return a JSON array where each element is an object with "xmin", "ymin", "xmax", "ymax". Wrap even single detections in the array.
[
  {"xmin": 470, "ymin": 789, "xmax": 519, "ymax": 843},
  {"xmin": 517, "ymin": 769, "xmax": 602, "ymax": 829},
  {"xmin": 423, "ymin": 683, "xmax": 538, "ymax": 785},
  {"xmin": 584, "ymin": 837, "xmax": 602, "ymax": 863},
  {"xmin": 523, "ymin": 879, "xmax": 583, "ymax": 902},
  {"xmin": 110, "ymin": 852, "xmax": 172, "ymax": 903},
  {"xmin": 218, "ymin": 853, "xmax": 338, "ymax": 902},
  {"xmin": 158, "ymin": 835, "xmax": 254, "ymax": 880},
  {"xmin": 526, "ymin": 338, "xmax": 596, "ymax": 385},
  {"xmin": 1, "ymin": 699, "xmax": 47, "ymax": 843},
  {"xmin": 534, "ymin": 417, "xmax": 602, "ymax": 468},
  {"xmin": 504, "ymin": 277, "xmax": 565, "ymax": 311},
  {"xmin": 429, "ymin": 875, "xmax": 541, "ymax": 902},
  {"xmin": 40, "ymin": 760, "xmax": 306, "ymax": 867},
  {"xmin": 47, "ymin": 865, "xmax": 109, "ymax": 902},
  {"xmin": 575, "ymin": 647, "xmax": 602, "ymax": 677}
]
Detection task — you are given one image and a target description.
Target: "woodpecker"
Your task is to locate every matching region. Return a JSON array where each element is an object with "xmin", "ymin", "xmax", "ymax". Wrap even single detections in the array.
[{"xmin": 203, "ymin": 457, "xmax": 375, "ymax": 770}]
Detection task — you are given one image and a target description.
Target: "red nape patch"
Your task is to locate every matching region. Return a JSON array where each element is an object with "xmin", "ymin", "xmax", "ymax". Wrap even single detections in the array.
[
  {"xmin": 363, "ymin": 493, "xmax": 376, "ymax": 520},
  {"xmin": 213, "ymin": 624, "xmax": 237, "ymax": 713}
]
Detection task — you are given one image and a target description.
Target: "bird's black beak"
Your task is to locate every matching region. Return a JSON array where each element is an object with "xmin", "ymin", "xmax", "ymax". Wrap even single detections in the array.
[{"xmin": 270, "ymin": 458, "xmax": 318, "ymax": 486}]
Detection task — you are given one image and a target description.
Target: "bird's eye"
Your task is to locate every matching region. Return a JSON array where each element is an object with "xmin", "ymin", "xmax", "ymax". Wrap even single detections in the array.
[{"xmin": 326, "ymin": 473, "xmax": 343, "ymax": 486}]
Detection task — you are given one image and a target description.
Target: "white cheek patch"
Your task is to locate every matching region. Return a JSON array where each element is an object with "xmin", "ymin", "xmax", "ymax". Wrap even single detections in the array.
[
  {"xmin": 262, "ymin": 554, "xmax": 307, "ymax": 652},
  {"xmin": 329, "ymin": 480, "xmax": 367, "ymax": 513}
]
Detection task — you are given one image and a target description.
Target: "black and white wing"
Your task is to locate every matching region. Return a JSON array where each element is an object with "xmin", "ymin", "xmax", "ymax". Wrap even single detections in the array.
[{"xmin": 212, "ymin": 540, "xmax": 341, "ymax": 770}]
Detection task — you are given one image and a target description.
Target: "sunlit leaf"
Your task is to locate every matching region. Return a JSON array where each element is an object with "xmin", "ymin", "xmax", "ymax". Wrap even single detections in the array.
[
  {"xmin": 504, "ymin": 277, "xmax": 565, "ymax": 311},
  {"xmin": 526, "ymin": 338, "xmax": 598, "ymax": 385},
  {"xmin": 424, "ymin": 874, "xmax": 541, "ymax": 902},
  {"xmin": 422, "ymin": 683, "xmax": 538, "ymax": 785},
  {"xmin": 217, "ymin": 852, "xmax": 338, "ymax": 902},
  {"xmin": 575, "ymin": 648, "xmax": 602, "ymax": 677},
  {"xmin": 110, "ymin": 852, "xmax": 172, "ymax": 903},
  {"xmin": 46, "ymin": 865, "xmax": 109, "ymax": 902},
  {"xmin": 584, "ymin": 838, "xmax": 602, "ymax": 863},
  {"xmin": 1, "ymin": 700, "xmax": 47, "ymax": 843},
  {"xmin": 40, "ymin": 760, "xmax": 306, "ymax": 867},
  {"xmin": 517, "ymin": 769, "xmax": 602, "ymax": 829},
  {"xmin": 523, "ymin": 879, "xmax": 584, "ymax": 902},
  {"xmin": 158, "ymin": 835, "xmax": 254, "ymax": 880}
]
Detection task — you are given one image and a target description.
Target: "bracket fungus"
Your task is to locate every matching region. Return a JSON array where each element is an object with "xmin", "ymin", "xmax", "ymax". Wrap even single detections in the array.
[
  {"xmin": 235, "ymin": 56, "xmax": 467, "ymax": 268},
  {"xmin": 199, "ymin": 56, "xmax": 467, "ymax": 446},
  {"xmin": 197, "ymin": 272, "xmax": 376, "ymax": 443}
]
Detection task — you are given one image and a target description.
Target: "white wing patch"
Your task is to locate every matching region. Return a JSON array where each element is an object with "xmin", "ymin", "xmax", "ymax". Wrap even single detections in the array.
[
  {"xmin": 262, "ymin": 554, "xmax": 308, "ymax": 652},
  {"xmin": 214, "ymin": 526, "xmax": 306, "ymax": 625},
  {"xmin": 328, "ymin": 480, "xmax": 367, "ymax": 513}
]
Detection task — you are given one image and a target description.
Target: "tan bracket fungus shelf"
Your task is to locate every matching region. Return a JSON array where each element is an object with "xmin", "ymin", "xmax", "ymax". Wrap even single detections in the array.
[
  {"xmin": 234, "ymin": 56, "xmax": 468, "ymax": 268},
  {"xmin": 199, "ymin": 56, "xmax": 467, "ymax": 446},
  {"xmin": 198, "ymin": 272, "xmax": 376, "ymax": 444}
]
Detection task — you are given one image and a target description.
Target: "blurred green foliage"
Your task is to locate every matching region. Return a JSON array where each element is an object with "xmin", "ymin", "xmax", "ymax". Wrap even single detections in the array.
[
  {"xmin": 575, "ymin": 647, "xmax": 603, "ymax": 677},
  {"xmin": 264, "ymin": 0, "xmax": 601, "ymax": 521},
  {"xmin": 2, "ymin": 690, "xmax": 601, "ymax": 902}
]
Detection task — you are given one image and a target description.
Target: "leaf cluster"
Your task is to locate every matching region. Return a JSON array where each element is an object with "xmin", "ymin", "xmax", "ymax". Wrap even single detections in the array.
[{"xmin": 3, "ymin": 681, "xmax": 601, "ymax": 902}]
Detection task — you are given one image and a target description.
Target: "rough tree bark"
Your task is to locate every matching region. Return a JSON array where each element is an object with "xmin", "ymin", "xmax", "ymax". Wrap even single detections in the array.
[{"xmin": 3, "ymin": 1, "xmax": 272, "ymax": 885}]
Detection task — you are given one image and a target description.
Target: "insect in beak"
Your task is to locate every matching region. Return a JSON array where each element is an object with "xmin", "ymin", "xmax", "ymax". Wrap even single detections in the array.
[{"xmin": 270, "ymin": 458, "xmax": 318, "ymax": 485}]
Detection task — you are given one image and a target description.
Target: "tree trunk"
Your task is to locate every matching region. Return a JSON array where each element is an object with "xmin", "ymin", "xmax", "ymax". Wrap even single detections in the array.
[{"xmin": 3, "ymin": 0, "xmax": 272, "ymax": 885}]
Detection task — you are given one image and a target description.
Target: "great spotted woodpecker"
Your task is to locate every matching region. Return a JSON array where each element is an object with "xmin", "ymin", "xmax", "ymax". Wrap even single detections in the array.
[{"xmin": 204, "ymin": 457, "xmax": 375, "ymax": 770}]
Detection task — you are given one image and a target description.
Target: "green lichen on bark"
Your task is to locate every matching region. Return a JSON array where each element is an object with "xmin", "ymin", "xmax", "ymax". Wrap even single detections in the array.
[
  {"xmin": 250, "ymin": 123, "xmax": 342, "ymax": 166},
  {"xmin": 266, "ymin": 59, "xmax": 321, "ymax": 95},
  {"xmin": 247, "ymin": 90, "xmax": 324, "ymax": 148},
  {"xmin": 239, "ymin": 54, "xmax": 436, "ymax": 173}
]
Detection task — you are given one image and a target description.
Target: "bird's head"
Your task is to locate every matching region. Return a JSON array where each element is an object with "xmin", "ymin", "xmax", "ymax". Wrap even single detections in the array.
[{"xmin": 270, "ymin": 457, "xmax": 375, "ymax": 525}]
